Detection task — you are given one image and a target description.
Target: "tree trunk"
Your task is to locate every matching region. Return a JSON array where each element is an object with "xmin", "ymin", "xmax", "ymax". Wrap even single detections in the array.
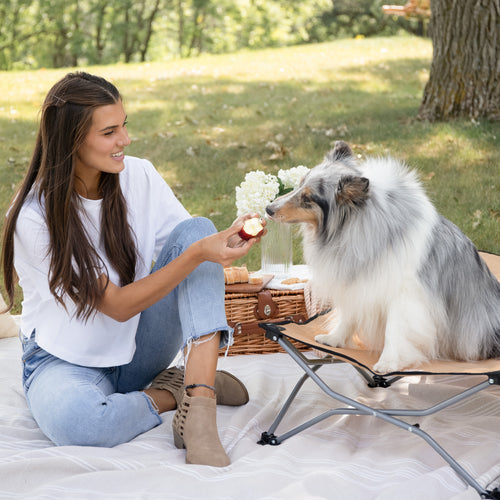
[
  {"xmin": 140, "ymin": 0, "xmax": 161, "ymax": 62},
  {"xmin": 70, "ymin": 3, "xmax": 81, "ymax": 67},
  {"xmin": 186, "ymin": 6, "xmax": 203, "ymax": 58},
  {"xmin": 418, "ymin": 0, "xmax": 500, "ymax": 121},
  {"xmin": 95, "ymin": 2, "xmax": 107, "ymax": 64},
  {"xmin": 52, "ymin": 27, "xmax": 69, "ymax": 68},
  {"xmin": 123, "ymin": 2, "xmax": 134, "ymax": 63},
  {"xmin": 176, "ymin": 0, "xmax": 185, "ymax": 57}
]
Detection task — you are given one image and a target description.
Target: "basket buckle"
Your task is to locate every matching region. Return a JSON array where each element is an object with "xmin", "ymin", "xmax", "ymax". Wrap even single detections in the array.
[{"xmin": 254, "ymin": 290, "xmax": 279, "ymax": 320}]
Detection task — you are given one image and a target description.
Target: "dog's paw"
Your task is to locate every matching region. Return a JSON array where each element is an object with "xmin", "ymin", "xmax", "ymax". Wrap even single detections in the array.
[
  {"xmin": 315, "ymin": 333, "xmax": 343, "ymax": 347},
  {"xmin": 373, "ymin": 359, "xmax": 399, "ymax": 374},
  {"xmin": 373, "ymin": 356, "xmax": 411, "ymax": 374},
  {"xmin": 374, "ymin": 343, "xmax": 428, "ymax": 373}
]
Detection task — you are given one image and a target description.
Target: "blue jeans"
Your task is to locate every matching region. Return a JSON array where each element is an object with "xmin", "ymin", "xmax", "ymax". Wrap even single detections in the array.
[{"xmin": 21, "ymin": 217, "xmax": 232, "ymax": 447}]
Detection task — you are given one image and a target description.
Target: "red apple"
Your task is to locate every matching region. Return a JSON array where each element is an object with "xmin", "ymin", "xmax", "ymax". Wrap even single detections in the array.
[{"xmin": 238, "ymin": 217, "xmax": 264, "ymax": 240}]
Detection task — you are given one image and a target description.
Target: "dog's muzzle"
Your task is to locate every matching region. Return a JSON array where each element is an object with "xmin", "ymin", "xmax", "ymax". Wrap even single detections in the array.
[{"xmin": 265, "ymin": 205, "xmax": 275, "ymax": 218}]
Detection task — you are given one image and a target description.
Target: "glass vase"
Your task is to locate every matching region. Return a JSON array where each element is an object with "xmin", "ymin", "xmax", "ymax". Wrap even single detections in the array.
[{"xmin": 260, "ymin": 219, "xmax": 293, "ymax": 275}]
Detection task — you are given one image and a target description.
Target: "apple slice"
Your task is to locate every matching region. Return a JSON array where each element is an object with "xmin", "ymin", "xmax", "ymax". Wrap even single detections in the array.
[{"xmin": 238, "ymin": 217, "xmax": 264, "ymax": 240}]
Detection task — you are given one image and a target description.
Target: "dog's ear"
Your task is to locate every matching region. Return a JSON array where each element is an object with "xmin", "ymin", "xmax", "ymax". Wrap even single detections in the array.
[
  {"xmin": 328, "ymin": 141, "xmax": 354, "ymax": 162},
  {"xmin": 336, "ymin": 176, "xmax": 369, "ymax": 207}
]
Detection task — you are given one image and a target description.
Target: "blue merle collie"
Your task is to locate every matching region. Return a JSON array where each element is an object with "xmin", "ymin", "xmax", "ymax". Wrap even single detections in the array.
[{"xmin": 266, "ymin": 141, "xmax": 500, "ymax": 372}]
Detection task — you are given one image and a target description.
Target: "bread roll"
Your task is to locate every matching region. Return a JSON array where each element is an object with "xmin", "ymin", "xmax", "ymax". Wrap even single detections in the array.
[{"xmin": 224, "ymin": 266, "xmax": 249, "ymax": 285}]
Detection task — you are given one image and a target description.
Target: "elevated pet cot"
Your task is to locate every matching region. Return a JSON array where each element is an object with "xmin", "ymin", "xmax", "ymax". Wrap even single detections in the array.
[{"xmin": 258, "ymin": 252, "xmax": 500, "ymax": 500}]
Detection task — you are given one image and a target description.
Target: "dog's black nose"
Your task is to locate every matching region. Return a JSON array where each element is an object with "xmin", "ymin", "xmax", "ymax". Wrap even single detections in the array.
[{"xmin": 266, "ymin": 206, "xmax": 274, "ymax": 217}]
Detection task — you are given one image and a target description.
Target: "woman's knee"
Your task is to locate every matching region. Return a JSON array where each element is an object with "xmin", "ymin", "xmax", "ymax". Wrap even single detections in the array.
[
  {"xmin": 170, "ymin": 217, "xmax": 216, "ymax": 246},
  {"xmin": 30, "ymin": 387, "xmax": 119, "ymax": 446},
  {"xmin": 154, "ymin": 218, "xmax": 217, "ymax": 270},
  {"xmin": 26, "ymin": 367, "xmax": 122, "ymax": 447}
]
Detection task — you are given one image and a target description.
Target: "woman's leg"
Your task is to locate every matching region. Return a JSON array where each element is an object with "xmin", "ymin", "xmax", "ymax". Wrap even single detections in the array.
[
  {"xmin": 21, "ymin": 333, "xmax": 160, "ymax": 447},
  {"xmin": 117, "ymin": 218, "xmax": 233, "ymax": 408},
  {"xmin": 184, "ymin": 332, "xmax": 220, "ymax": 397},
  {"xmin": 172, "ymin": 329, "xmax": 232, "ymax": 467},
  {"xmin": 171, "ymin": 218, "xmax": 232, "ymax": 395},
  {"xmin": 164, "ymin": 219, "xmax": 234, "ymax": 466},
  {"xmin": 122, "ymin": 217, "xmax": 234, "ymax": 465}
]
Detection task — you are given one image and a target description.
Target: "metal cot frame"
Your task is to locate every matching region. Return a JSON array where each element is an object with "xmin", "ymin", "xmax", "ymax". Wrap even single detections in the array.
[{"xmin": 258, "ymin": 318, "xmax": 500, "ymax": 500}]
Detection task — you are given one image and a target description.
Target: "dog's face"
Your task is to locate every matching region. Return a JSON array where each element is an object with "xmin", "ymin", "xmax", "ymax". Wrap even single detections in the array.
[{"xmin": 266, "ymin": 141, "xmax": 370, "ymax": 232}]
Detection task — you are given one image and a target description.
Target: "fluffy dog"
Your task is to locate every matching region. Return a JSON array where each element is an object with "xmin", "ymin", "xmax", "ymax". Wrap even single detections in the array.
[{"xmin": 266, "ymin": 141, "xmax": 500, "ymax": 372}]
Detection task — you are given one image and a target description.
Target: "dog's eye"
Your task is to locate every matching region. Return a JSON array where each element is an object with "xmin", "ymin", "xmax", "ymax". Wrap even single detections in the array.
[{"xmin": 301, "ymin": 193, "xmax": 311, "ymax": 204}]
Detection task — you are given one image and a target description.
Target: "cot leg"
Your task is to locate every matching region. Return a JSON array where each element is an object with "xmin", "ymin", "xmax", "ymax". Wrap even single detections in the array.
[
  {"xmin": 258, "ymin": 364, "xmax": 322, "ymax": 445},
  {"xmin": 265, "ymin": 332, "xmax": 497, "ymax": 499}
]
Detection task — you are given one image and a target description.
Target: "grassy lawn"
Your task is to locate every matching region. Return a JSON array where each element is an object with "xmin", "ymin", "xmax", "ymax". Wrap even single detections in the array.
[{"xmin": 1, "ymin": 36, "xmax": 499, "ymax": 311}]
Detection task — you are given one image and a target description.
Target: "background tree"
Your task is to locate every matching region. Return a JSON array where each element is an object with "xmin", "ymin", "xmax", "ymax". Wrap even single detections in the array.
[
  {"xmin": 120, "ymin": 0, "xmax": 162, "ymax": 63},
  {"xmin": 0, "ymin": 0, "xmax": 39, "ymax": 69},
  {"xmin": 35, "ymin": 0, "xmax": 84, "ymax": 68},
  {"xmin": 418, "ymin": 0, "xmax": 500, "ymax": 121},
  {"xmin": 92, "ymin": 0, "xmax": 111, "ymax": 64}
]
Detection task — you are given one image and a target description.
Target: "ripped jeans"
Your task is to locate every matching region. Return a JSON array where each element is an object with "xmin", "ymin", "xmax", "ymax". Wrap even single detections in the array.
[{"xmin": 21, "ymin": 217, "xmax": 233, "ymax": 447}]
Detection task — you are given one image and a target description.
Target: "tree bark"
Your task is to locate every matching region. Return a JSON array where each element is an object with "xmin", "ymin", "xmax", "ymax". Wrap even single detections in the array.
[
  {"xmin": 140, "ymin": 0, "xmax": 161, "ymax": 62},
  {"xmin": 177, "ymin": 0, "xmax": 185, "ymax": 57},
  {"xmin": 94, "ymin": 2, "xmax": 108, "ymax": 64},
  {"xmin": 123, "ymin": 1, "xmax": 134, "ymax": 63},
  {"xmin": 418, "ymin": 0, "xmax": 500, "ymax": 121}
]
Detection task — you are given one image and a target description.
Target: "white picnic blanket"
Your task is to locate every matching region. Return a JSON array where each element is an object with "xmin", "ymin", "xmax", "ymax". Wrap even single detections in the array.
[{"xmin": 1, "ymin": 334, "xmax": 499, "ymax": 499}]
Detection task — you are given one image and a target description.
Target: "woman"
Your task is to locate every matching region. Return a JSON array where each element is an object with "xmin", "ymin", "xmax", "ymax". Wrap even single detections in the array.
[{"xmin": 1, "ymin": 72, "xmax": 263, "ymax": 467}]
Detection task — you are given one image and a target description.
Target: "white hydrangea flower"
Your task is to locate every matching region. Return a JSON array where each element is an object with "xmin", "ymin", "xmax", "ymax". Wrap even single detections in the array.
[
  {"xmin": 235, "ymin": 170, "xmax": 280, "ymax": 216},
  {"xmin": 278, "ymin": 165, "xmax": 310, "ymax": 190},
  {"xmin": 235, "ymin": 166, "xmax": 310, "ymax": 216}
]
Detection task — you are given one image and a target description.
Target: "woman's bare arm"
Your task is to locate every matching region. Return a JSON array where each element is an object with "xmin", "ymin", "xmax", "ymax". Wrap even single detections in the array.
[{"xmin": 97, "ymin": 218, "xmax": 261, "ymax": 322}]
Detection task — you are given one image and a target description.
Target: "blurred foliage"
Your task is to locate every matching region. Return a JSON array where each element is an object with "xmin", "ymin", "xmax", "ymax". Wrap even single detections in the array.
[{"xmin": 0, "ymin": 0, "xmax": 419, "ymax": 70}]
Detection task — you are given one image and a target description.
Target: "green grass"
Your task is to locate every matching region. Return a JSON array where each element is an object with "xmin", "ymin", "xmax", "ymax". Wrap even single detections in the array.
[{"xmin": 1, "ymin": 36, "xmax": 499, "ymax": 312}]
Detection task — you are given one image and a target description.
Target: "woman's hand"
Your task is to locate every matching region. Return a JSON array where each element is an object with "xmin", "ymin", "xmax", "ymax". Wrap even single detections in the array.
[
  {"xmin": 194, "ymin": 213, "xmax": 267, "ymax": 267},
  {"xmin": 227, "ymin": 213, "xmax": 266, "ymax": 249}
]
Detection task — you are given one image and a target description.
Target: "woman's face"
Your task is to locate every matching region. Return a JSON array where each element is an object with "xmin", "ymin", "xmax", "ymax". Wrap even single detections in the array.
[{"xmin": 75, "ymin": 100, "xmax": 131, "ymax": 198}]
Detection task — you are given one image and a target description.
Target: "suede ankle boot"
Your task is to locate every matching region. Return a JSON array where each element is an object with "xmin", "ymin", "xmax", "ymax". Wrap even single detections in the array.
[
  {"xmin": 151, "ymin": 367, "xmax": 249, "ymax": 407},
  {"xmin": 172, "ymin": 390, "xmax": 230, "ymax": 467}
]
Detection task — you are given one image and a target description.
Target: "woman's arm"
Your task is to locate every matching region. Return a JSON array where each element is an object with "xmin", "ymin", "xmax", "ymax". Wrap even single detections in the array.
[{"xmin": 97, "ymin": 219, "xmax": 261, "ymax": 322}]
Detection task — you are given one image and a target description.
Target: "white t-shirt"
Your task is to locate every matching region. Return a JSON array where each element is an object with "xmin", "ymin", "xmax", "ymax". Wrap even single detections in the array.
[{"xmin": 14, "ymin": 156, "xmax": 191, "ymax": 367}]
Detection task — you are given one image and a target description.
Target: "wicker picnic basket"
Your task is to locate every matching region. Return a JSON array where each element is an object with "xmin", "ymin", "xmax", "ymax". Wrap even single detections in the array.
[{"xmin": 223, "ymin": 288, "xmax": 309, "ymax": 355}]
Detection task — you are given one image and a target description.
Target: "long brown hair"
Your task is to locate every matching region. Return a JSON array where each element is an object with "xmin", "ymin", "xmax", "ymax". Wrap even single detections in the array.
[{"xmin": 1, "ymin": 72, "xmax": 137, "ymax": 320}]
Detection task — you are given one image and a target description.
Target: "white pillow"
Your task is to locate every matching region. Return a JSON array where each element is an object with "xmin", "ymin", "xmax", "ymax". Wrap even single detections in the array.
[{"xmin": 0, "ymin": 294, "xmax": 19, "ymax": 339}]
